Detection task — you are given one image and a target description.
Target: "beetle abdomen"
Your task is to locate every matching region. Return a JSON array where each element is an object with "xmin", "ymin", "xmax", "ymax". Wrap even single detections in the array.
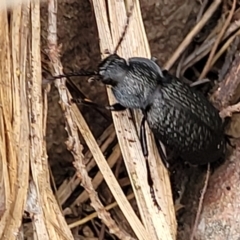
[{"xmin": 145, "ymin": 76, "xmax": 225, "ymax": 164}]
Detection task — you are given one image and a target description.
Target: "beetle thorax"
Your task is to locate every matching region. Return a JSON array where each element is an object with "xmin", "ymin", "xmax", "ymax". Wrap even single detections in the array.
[
  {"xmin": 98, "ymin": 54, "xmax": 128, "ymax": 86},
  {"xmin": 112, "ymin": 61, "xmax": 160, "ymax": 109},
  {"xmin": 98, "ymin": 55, "xmax": 163, "ymax": 109}
]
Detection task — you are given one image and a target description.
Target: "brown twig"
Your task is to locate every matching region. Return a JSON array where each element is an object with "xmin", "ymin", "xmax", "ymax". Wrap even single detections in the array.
[
  {"xmin": 57, "ymin": 125, "xmax": 116, "ymax": 205},
  {"xmin": 199, "ymin": 0, "xmax": 236, "ymax": 79},
  {"xmin": 218, "ymin": 34, "xmax": 240, "ymax": 81},
  {"xmin": 70, "ymin": 144, "xmax": 121, "ymax": 206},
  {"xmin": 211, "ymin": 28, "xmax": 240, "ymax": 69},
  {"xmin": 68, "ymin": 193, "xmax": 135, "ymax": 228},
  {"xmin": 190, "ymin": 164, "xmax": 211, "ymax": 240},
  {"xmin": 211, "ymin": 48, "xmax": 240, "ymax": 109},
  {"xmin": 164, "ymin": 0, "xmax": 222, "ymax": 70},
  {"xmin": 181, "ymin": 20, "xmax": 240, "ymax": 74}
]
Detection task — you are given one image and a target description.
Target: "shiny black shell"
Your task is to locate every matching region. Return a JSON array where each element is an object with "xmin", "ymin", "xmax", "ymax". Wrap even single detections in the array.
[
  {"xmin": 98, "ymin": 54, "xmax": 225, "ymax": 164},
  {"xmin": 145, "ymin": 71, "xmax": 225, "ymax": 164}
]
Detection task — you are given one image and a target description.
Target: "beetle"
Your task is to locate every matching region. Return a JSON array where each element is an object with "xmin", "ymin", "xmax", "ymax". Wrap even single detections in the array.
[{"xmin": 95, "ymin": 54, "xmax": 226, "ymax": 165}]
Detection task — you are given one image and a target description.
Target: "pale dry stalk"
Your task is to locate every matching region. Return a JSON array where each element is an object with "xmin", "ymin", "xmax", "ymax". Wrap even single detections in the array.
[
  {"xmin": 0, "ymin": 0, "xmax": 74, "ymax": 239},
  {"xmin": 92, "ymin": 0, "xmax": 176, "ymax": 239}
]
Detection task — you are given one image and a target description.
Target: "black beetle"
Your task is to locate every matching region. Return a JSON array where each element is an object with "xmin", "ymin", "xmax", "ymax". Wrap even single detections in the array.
[
  {"xmin": 49, "ymin": 41, "xmax": 226, "ymax": 166},
  {"xmin": 96, "ymin": 53, "xmax": 226, "ymax": 165}
]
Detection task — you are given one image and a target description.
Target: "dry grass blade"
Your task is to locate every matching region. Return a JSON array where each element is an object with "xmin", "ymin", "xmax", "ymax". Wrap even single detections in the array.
[
  {"xmin": 210, "ymin": 29, "xmax": 240, "ymax": 69},
  {"xmin": 70, "ymin": 144, "xmax": 121, "ymax": 206},
  {"xmin": 199, "ymin": 0, "xmax": 236, "ymax": 79},
  {"xmin": 190, "ymin": 164, "xmax": 210, "ymax": 240},
  {"xmin": 68, "ymin": 193, "xmax": 135, "ymax": 228},
  {"xmin": 0, "ymin": 0, "xmax": 73, "ymax": 239},
  {"xmin": 92, "ymin": 0, "xmax": 176, "ymax": 239},
  {"xmin": 180, "ymin": 20, "xmax": 240, "ymax": 74},
  {"xmin": 71, "ymin": 105, "xmax": 143, "ymax": 240},
  {"xmin": 27, "ymin": 1, "xmax": 74, "ymax": 239},
  {"xmin": 57, "ymin": 125, "xmax": 116, "ymax": 206},
  {"xmin": 0, "ymin": 3, "xmax": 25, "ymax": 238},
  {"xmin": 196, "ymin": 0, "xmax": 209, "ymax": 23},
  {"xmin": 164, "ymin": 0, "xmax": 222, "ymax": 70}
]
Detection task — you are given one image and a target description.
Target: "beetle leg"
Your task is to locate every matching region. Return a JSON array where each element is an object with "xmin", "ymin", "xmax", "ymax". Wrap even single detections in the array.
[
  {"xmin": 140, "ymin": 116, "xmax": 148, "ymax": 157},
  {"xmin": 105, "ymin": 103, "xmax": 126, "ymax": 111},
  {"xmin": 72, "ymin": 98, "xmax": 126, "ymax": 112},
  {"xmin": 64, "ymin": 78, "xmax": 111, "ymax": 121},
  {"xmin": 154, "ymin": 137, "xmax": 169, "ymax": 169},
  {"xmin": 72, "ymin": 98, "xmax": 105, "ymax": 109},
  {"xmin": 140, "ymin": 116, "xmax": 161, "ymax": 210}
]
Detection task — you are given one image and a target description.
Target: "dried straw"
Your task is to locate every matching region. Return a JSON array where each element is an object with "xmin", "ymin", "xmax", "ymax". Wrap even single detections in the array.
[
  {"xmin": 91, "ymin": 1, "xmax": 176, "ymax": 239},
  {"xmin": 0, "ymin": 0, "xmax": 74, "ymax": 239}
]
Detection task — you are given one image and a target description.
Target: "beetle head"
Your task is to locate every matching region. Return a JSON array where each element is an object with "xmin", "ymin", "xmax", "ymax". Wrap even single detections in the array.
[{"xmin": 98, "ymin": 54, "xmax": 128, "ymax": 86}]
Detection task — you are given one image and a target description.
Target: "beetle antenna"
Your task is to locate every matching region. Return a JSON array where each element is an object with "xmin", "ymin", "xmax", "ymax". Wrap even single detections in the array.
[
  {"xmin": 47, "ymin": 70, "xmax": 97, "ymax": 81},
  {"xmin": 46, "ymin": 2, "xmax": 134, "ymax": 82},
  {"xmin": 113, "ymin": 3, "xmax": 134, "ymax": 54}
]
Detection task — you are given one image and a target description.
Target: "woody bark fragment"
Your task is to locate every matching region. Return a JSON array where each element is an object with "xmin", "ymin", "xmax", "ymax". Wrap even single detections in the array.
[
  {"xmin": 195, "ymin": 142, "xmax": 240, "ymax": 239},
  {"xmin": 211, "ymin": 51, "xmax": 240, "ymax": 110},
  {"xmin": 195, "ymin": 51, "xmax": 240, "ymax": 239}
]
